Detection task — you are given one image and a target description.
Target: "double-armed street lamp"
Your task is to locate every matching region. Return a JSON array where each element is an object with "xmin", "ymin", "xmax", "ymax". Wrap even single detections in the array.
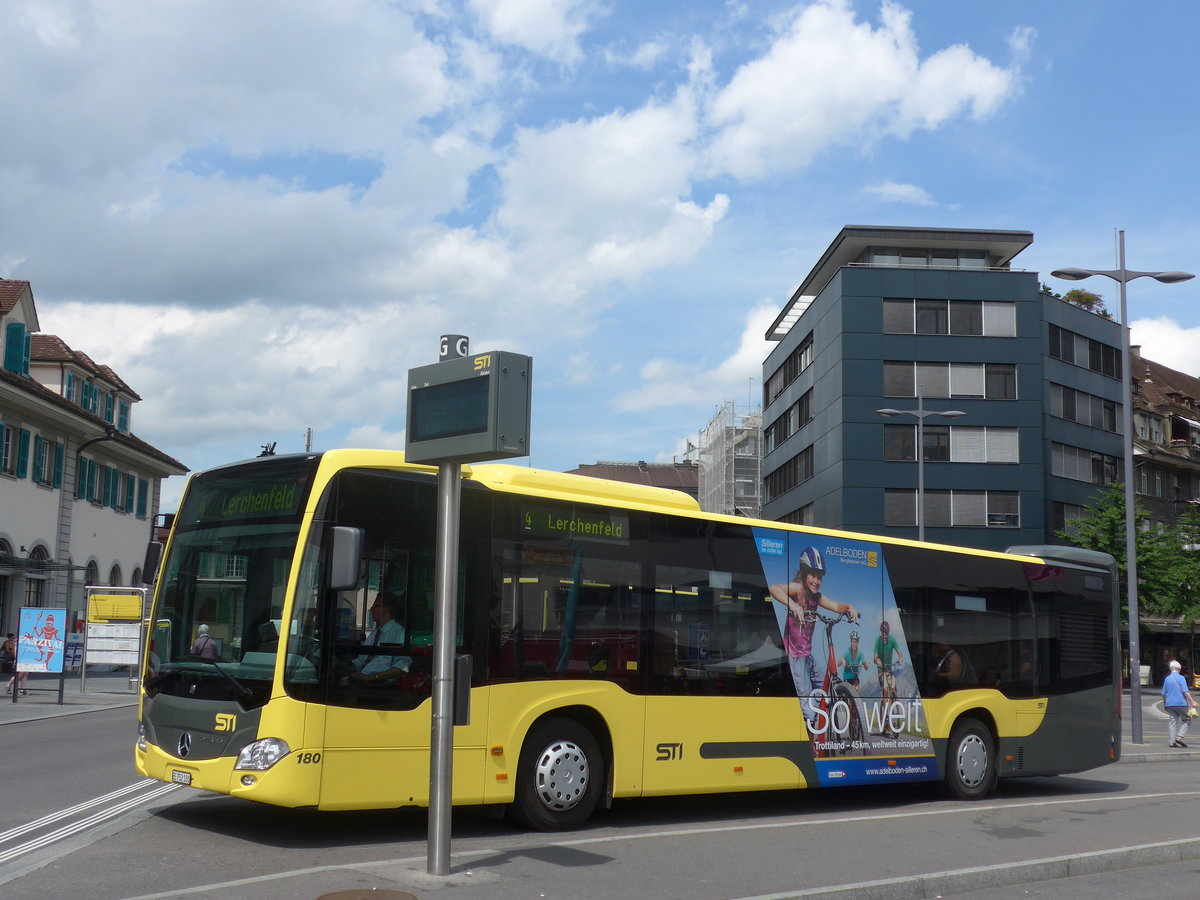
[
  {"xmin": 1052, "ymin": 230, "xmax": 1194, "ymax": 745},
  {"xmin": 877, "ymin": 388, "xmax": 966, "ymax": 542}
]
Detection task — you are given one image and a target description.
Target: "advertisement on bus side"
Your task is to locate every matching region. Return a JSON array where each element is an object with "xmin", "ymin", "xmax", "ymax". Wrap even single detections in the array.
[{"xmin": 753, "ymin": 530, "xmax": 937, "ymax": 787}]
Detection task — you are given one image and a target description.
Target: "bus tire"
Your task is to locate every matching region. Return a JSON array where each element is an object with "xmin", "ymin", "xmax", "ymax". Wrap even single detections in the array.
[
  {"xmin": 942, "ymin": 717, "xmax": 996, "ymax": 800},
  {"xmin": 511, "ymin": 717, "xmax": 603, "ymax": 831}
]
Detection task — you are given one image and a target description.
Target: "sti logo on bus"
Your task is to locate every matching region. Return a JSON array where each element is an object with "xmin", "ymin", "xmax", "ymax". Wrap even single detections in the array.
[
  {"xmin": 214, "ymin": 713, "xmax": 236, "ymax": 732},
  {"xmin": 656, "ymin": 742, "xmax": 683, "ymax": 761}
]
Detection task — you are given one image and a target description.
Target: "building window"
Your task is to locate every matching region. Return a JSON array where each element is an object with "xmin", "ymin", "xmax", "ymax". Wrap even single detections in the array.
[
  {"xmin": 764, "ymin": 445, "xmax": 814, "ymax": 502},
  {"xmin": 884, "ymin": 489, "xmax": 1020, "ymax": 527},
  {"xmin": 764, "ymin": 333, "xmax": 815, "ymax": 405},
  {"xmin": 0, "ymin": 423, "xmax": 12, "ymax": 475},
  {"xmin": 1052, "ymin": 501, "xmax": 1085, "ymax": 534},
  {"xmin": 883, "ymin": 362, "xmax": 1017, "ymax": 400},
  {"xmin": 883, "ymin": 299, "xmax": 1016, "ymax": 336},
  {"xmin": 1049, "ymin": 324, "xmax": 1120, "ymax": 379},
  {"xmin": 763, "ymin": 389, "xmax": 813, "ymax": 453},
  {"xmin": 1049, "ymin": 383, "xmax": 1119, "ymax": 432},
  {"xmin": 1051, "ymin": 442, "xmax": 1120, "ymax": 486},
  {"xmin": 776, "ymin": 503, "xmax": 815, "ymax": 526},
  {"xmin": 884, "ymin": 425, "xmax": 1019, "ymax": 463}
]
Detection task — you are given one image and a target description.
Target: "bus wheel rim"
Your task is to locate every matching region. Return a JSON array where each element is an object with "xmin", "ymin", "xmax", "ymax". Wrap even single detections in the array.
[
  {"xmin": 534, "ymin": 740, "xmax": 589, "ymax": 811},
  {"xmin": 957, "ymin": 734, "xmax": 988, "ymax": 788}
]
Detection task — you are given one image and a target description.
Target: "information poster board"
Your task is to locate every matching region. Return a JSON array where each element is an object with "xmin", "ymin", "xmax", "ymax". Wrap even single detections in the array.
[
  {"xmin": 86, "ymin": 622, "xmax": 142, "ymax": 665},
  {"xmin": 17, "ymin": 607, "xmax": 67, "ymax": 674}
]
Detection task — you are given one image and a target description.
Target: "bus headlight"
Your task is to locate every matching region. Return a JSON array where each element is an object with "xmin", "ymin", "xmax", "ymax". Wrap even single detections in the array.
[
  {"xmin": 136, "ymin": 721, "xmax": 147, "ymax": 752},
  {"xmin": 234, "ymin": 738, "xmax": 290, "ymax": 771}
]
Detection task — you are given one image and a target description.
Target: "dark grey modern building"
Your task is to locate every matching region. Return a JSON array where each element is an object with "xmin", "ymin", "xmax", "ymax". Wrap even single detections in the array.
[{"xmin": 760, "ymin": 225, "xmax": 1124, "ymax": 552}]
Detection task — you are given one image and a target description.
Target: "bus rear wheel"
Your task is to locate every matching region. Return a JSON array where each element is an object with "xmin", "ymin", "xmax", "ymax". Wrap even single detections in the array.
[
  {"xmin": 942, "ymin": 717, "xmax": 996, "ymax": 800},
  {"xmin": 511, "ymin": 718, "xmax": 603, "ymax": 831}
]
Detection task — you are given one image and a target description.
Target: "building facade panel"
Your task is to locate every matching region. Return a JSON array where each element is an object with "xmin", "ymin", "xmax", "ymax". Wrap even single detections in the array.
[{"xmin": 761, "ymin": 225, "xmax": 1121, "ymax": 552}]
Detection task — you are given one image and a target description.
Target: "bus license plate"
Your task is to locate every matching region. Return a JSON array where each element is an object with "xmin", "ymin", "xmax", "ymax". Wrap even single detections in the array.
[{"xmin": 171, "ymin": 770, "xmax": 192, "ymax": 785}]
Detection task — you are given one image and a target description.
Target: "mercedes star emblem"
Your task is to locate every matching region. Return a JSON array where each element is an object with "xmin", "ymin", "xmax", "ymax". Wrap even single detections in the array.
[{"xmin": 178, "ymin": 732, "xmax": 192, "ymax": 758}]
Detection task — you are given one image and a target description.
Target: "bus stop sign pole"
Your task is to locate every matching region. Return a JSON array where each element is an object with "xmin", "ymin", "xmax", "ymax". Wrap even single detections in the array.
[
  {"xmin": 406, "ymin": 343, "xmax": 532, "ymax": 877},
  {"xmin": 428, "ymin": 460, "xmax": 461, "ymax": 876}
]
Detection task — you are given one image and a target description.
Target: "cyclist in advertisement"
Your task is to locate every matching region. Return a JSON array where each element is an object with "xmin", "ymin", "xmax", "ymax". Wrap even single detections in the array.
[
  {"xmin": 769, "ymin": 547, "xmax": 860, "ymax": 731},
  {"xmin": 873, "ymin": 620, "xmax": 904, "ymax": 738},
  {"xmin": 841, "ymin": 630, "xmax": 867, "ymax": 689}
]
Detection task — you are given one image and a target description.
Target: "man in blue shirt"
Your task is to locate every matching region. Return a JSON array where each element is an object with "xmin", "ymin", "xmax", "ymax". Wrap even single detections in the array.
[{"xmin": 1161, "ymin": 659, "xmax": 1196, "ymax": 748}]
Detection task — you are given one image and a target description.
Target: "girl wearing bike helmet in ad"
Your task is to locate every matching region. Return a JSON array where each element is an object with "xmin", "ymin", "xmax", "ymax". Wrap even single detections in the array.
[{"xmin": 769, "ymin": 546, "xmax": 859, "ymax": 730}]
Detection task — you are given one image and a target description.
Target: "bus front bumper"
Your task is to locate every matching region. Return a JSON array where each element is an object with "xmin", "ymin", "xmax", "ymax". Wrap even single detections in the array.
[{"xmin": 136, "ymin": 740, "xmax": 322, "ymax": 808}]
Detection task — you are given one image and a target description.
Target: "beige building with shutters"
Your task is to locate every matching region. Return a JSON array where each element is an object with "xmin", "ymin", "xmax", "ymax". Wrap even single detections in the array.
[{"xmin": 0, "ymin": 278, "xmax": 187, "ymax": 636}]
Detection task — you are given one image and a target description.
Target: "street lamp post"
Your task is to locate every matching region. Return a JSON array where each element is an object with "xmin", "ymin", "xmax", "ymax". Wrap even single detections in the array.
[
  {"xmin": 877, "ymin": 387, "xmax": 966, "ymax": 542},
  {"xmin": 1052, "ymin": 230, "xmax": 1194, "ymax": 745}
]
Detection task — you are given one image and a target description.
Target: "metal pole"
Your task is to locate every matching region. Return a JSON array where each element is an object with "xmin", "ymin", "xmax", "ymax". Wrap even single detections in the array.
[
  {"xmin": 1116, "ymin": 231, "xmax": 1144, "ymax": 744},
  {"xmin": 917, "ymin": 386, "xmax": 925, "ymax": 543},
  {"xmin": 428, "ymin": 461, "xmax": 461, "ymax": 875}
]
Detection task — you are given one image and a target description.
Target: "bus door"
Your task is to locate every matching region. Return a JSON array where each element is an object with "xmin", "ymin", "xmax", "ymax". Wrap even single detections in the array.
[{"xmin": 643, "ymin": 561, "xmax": 802, "ymax": 796}]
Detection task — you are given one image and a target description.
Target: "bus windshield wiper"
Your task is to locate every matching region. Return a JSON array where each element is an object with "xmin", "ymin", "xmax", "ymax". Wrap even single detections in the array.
[{"xmin": 179, "ymin": 656, "xmax": 255, "ymax": 701}]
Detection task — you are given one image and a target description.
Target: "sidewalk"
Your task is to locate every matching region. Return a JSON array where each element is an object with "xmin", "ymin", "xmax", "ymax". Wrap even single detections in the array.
[
  {"xmin": 0, "ymin": 678, "xmax": 1193, "ymax": 765},
  {"xmin": 0, "ymin": 668, "xmax": 140, "ymax": 725}
]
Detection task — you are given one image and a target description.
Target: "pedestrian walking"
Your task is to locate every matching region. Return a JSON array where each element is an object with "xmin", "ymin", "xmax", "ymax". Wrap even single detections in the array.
[
  {"xmin": 3, "ymin": 632, "xmax": 28, "ymax": 694},
  {"xmin": 1162, "ymin": 659, "xmax": 1196, "ymax": 748}
]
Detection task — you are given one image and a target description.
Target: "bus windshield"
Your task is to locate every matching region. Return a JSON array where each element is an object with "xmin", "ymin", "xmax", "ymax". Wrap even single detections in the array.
[{"xmin": 145, "ymin": 456, "xmax": 319, "ymax": 708}]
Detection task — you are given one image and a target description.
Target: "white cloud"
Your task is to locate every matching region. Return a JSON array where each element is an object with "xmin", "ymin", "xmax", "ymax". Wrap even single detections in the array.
[
  {"xmin": 1132, "ymin": 318, "xmax": 1200, "ymax": 378},
  {"xmin": 864, "ymin": 181, "xmax": 935, "ymax": 205},
  {"xmin": 341, "ymin": 425, "xmax": 407, "ymax": 451},
  {"xmin": 612, "ymin": 302, "xmax": 776, "ymax": 412},
  {"xmin": 2, "ymin": 0, "xmax": 1037, "ymax": 492},
  {"xmin": 705, "ymin": 0, "xmax": 1021, "ymax": 179},
  {"xmin": 468, "ymin": 0, "xmax": 602, "ymax": 64}
]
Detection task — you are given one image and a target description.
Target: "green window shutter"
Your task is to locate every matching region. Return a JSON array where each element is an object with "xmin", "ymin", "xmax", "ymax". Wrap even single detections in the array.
[
  {"xmin": 87, "ymin": 459, "xmax": 98, "ymax": 501},
  {"xmin": 125, "ymin": 474, "xmax": 135, "ymax": 512},
  {"xmin": 33, "ymin": 435, "xmax": 45, "ymax": 484},
  {"xmin": 104, "ymin": 392, "xmax": 115, "ymax": 423},
  {"xmin": 3, "ymin": 323, "xmax": 24, "ymax": 373},
  {"xmin": 136, "ymin": 478, "xmax": 148, "ymax": 517},
  {"xmin": 53, "ymin": 442, "xmax": 64, "ymax": 488},
  {"xmin": 118, "ymin": 401, "xmax": 130, "ymax": 433},
  {"xmin": 16, "ymin": 428, "xmax": 30, "ymax": 478},
  {"xmin": 76, "ymin": 456, "xmax": 87, "ymax": 498},
  {"xmin": 22, "ymin": 333, "xmax": 30, "ymax": 376}
]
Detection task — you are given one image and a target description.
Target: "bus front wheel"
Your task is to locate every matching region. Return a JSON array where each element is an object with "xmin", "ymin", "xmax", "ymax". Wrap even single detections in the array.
[
  {"xmin": 511, "ymin": 718, "xmax": 603, "ymax": 831},
  {"xmin": 942, "ymin": 717, "xmax": 996, "ymax": 800}
]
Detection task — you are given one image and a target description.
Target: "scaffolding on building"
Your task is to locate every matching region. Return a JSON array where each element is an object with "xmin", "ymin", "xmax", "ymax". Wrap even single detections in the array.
[{"xmin": 697, "ymin": 401, "xmax": 762, "ymax": 518}]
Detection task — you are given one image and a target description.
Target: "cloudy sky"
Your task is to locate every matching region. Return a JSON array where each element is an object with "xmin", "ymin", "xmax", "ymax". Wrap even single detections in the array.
[{"xmin": 4, "ymin": 0, "xmax": 1198, "ymax": 510}]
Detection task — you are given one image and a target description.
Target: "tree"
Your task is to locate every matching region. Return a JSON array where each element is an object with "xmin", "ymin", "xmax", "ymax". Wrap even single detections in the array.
[
  {"xmin": 1061, "ymin": 288, "xmax": 1109, "ymax": 318},
  {"xmin": 1056, "ymin": 482, "xmax": 1178, "ymax": 620}
]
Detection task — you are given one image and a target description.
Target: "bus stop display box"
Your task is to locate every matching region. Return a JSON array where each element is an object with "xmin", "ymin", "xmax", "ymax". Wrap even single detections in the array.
[{"xmin": 405, "ymin": 351, "xmax": 532, "ymax": 465}]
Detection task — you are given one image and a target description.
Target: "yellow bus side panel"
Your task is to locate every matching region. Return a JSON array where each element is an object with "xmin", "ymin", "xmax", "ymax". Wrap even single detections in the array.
[
  {"xmin": 642, "ymin": 696, "xmax": 806, "ymax": 796},
  {"xmin": 920, "ymin": 691, "xmax": 1047, "ymax": 739},
  {"xmin": 480, "ymin": 682, "xmax": 647, "ymax": 805}
]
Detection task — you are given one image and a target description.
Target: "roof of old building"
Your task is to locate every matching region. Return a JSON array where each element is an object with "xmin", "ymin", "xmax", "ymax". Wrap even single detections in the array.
[
  {"xmin": 0, "ymin": 279, "xmax": 32, "ymax": 317},
  {"xmin": 30, "ymin": 329, "xmax": 141, "ymax": 400},
  {"xmin": 0, "ymin": 364, "xmax": 185, "ymax": 473}
]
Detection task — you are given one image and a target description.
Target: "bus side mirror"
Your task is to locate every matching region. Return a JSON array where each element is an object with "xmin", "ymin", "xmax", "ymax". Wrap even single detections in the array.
[
  {"xmin": 327, "ymin": 526, "xmax": 363, "ymax": 591},
  {"xmin": 142, "ymin": 542, "xmax": 163, "ymax": 585}
]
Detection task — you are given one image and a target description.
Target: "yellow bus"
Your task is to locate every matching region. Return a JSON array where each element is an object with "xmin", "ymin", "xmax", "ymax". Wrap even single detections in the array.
[{"xmin": 136, "ymin": 450, "xmax": 1120, "ymax": 829}]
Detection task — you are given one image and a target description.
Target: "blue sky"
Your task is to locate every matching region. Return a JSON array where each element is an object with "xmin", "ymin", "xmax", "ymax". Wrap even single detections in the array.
[{"xmin": 2, "ymin": 0, "xmax": 1198, "ymax": 511}]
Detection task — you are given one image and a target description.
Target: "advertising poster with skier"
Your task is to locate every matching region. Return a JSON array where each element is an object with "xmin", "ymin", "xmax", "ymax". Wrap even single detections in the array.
[
  {"xmin": 753, "ymin": 529, "xmax": 937, "ymax": 786},
  {"xmin": 17, "ymin": 607, "xmax": 66, "ymax": 674}
]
